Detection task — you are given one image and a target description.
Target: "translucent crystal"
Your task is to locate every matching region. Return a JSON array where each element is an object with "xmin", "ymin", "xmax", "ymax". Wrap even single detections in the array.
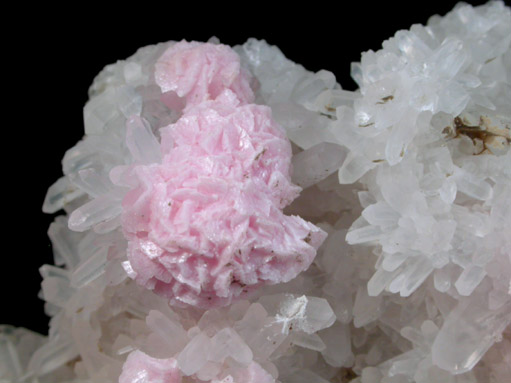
[
  {"xmin": 177, "ymin": 332, "xmax": 210, "ymax": 376},
  {"xmin": 291, "ymin": 142, "xmax": 347, "ymax": 189},
  {"xmin": 320, "ymin": 322, "xmax": 352, "ymax": 367},
  {"xmin": 43, "ymin": 176, "xmax": 84, "ymax": 214},
  {"xmin": 454, "ymin": 265, "xmax": 486, "ymax": 296},
  {"xmin": 208, "ymin": 328, "xmax": 253, "ymax": 365},
  {"xmin": 145, "ymin": 310, "xmax": 188, "ymax": 356},
  {"xmin": 68, "ymin": 193, "xmax": 122, "ymax": 232},
  {"xmin": 6, "ymin": 4, "xmax": 511, "ymax": 383},
  {"xmin": 125, "ymin": 116, "xmax": 161, "ymax": 165},
  {"xmin": 432, "ymin": 300, "xmax": 511, "ymax": 374}
]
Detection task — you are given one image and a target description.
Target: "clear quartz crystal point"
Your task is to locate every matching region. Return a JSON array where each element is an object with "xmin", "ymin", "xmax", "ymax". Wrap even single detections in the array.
[
  {"xmin": 208, "ymin": 328, "xmax": 253, "ymax": 365},
  {"xmin": 145, "ymin": 310, "xmax": 188, "ymax": 356},
  {"xmin": 0, "ymin": 337, "xmax": 22, "ymax": 381},
  {"xmin": 291, "ymin": 142, "xmax": 348, "ymax": 188},
  {"xmin": 432, "ymin": 299, "xmax": 511, "ymax": 374},
  {"xmin": 125, "ymin": 116, "xmax": 161, "ymax": 164},
  {"xmin": 68, "ymin": 193, "xmax": 122, "ymax": 232},
  {"xmin": 26, "ymin": 337, "xmax": 78, "ymax": 377},
  {"xmin": 177, "ymin": 332, "xmax": 210, "ymax": 376},
  {"xmin": 43, "ymin": 176, "xmax": 84, "ymax": 214}
]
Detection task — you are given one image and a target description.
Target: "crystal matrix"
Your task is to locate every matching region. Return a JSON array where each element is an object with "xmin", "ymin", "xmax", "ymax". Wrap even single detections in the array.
[{"xmin": 1, "ymin": 2, "xmax": 511, "ymax": 383}]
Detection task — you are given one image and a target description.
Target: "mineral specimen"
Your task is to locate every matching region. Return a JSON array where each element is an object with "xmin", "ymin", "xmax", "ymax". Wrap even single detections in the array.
[
  {"xmin": 1, "ymin": 2, "xmax": 510, "ymax": 383},
  {"xmin": 120, "ymin": 42, "xmax": 326, "ymax": 308}
]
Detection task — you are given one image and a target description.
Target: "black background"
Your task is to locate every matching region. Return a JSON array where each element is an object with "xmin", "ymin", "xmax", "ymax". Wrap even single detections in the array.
[{"xmin": 3, "ymin": 0, "xmax": 502, "ymax": 334}]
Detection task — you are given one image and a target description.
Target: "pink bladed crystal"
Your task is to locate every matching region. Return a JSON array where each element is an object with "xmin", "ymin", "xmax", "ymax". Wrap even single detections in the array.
[
  {"xmin": 119, "ymin": 350, "xmax": 181, "ymax": 383},
  {"xmin": 155, "ymin": 41, "xmax": 255, "ymax": 109},
  {"xmin": 120, "ymin": 42, "xmax": 327, "ymax": 308}
]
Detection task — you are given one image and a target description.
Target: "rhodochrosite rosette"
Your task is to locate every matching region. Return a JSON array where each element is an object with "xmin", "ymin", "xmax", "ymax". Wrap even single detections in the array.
[
  {"xmin": 1, "ymin": 2, "xmax": 510, "ymax": 383},
  {"xmin": 117, "ymin": 41, "xmax": 327, "ymax": 308}
]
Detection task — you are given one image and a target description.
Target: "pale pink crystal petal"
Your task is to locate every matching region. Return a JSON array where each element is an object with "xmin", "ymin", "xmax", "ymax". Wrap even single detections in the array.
[
  {"xmin": 155, "ymin": 41, "xmax": 254, "ymax": 108},
  {"xmin": 119, "ymin": 350, "xmax": 181, "ymax": 383},
  {"xmin": 229, "ymin": 362, "xmax": 275, "ymax": 383}
]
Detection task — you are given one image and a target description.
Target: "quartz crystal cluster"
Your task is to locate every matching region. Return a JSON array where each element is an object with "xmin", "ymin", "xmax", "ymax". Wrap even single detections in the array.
[{"xmin": 1, "ymin": 2, "xmax": 511, "ymax": 383}]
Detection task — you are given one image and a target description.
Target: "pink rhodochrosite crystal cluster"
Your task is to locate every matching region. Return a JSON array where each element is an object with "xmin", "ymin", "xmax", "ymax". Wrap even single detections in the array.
[
  {"xmin": 119, "ymin": 351, "xmax": 181, "ymax": 383},
  {"xmin": 121, "ymin": 41, "xmax": 326, "ymax": 308},
  {"xmin": 154, "ymin": 41, "xmax": 255, "ymax": 108},
  {"xmin": 119, "ymin": 350, "xmax": 274, "ymax": 383}
]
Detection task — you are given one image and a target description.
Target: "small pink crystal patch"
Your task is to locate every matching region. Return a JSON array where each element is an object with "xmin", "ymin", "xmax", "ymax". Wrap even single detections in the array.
[
  {"xmin": 231, "ymin": 362, "xmax": 275, "ymax": 383},
  {"xmin": 119, "ymin": 350, "xmax": 181, "ymax": 383},
  {"xmin": 121, "ymin": 41, "xmax": 327, "ymax": 308},
  {"xmin": 155, "ymin": 41, "xmax": 255, "ymax": 109}
]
